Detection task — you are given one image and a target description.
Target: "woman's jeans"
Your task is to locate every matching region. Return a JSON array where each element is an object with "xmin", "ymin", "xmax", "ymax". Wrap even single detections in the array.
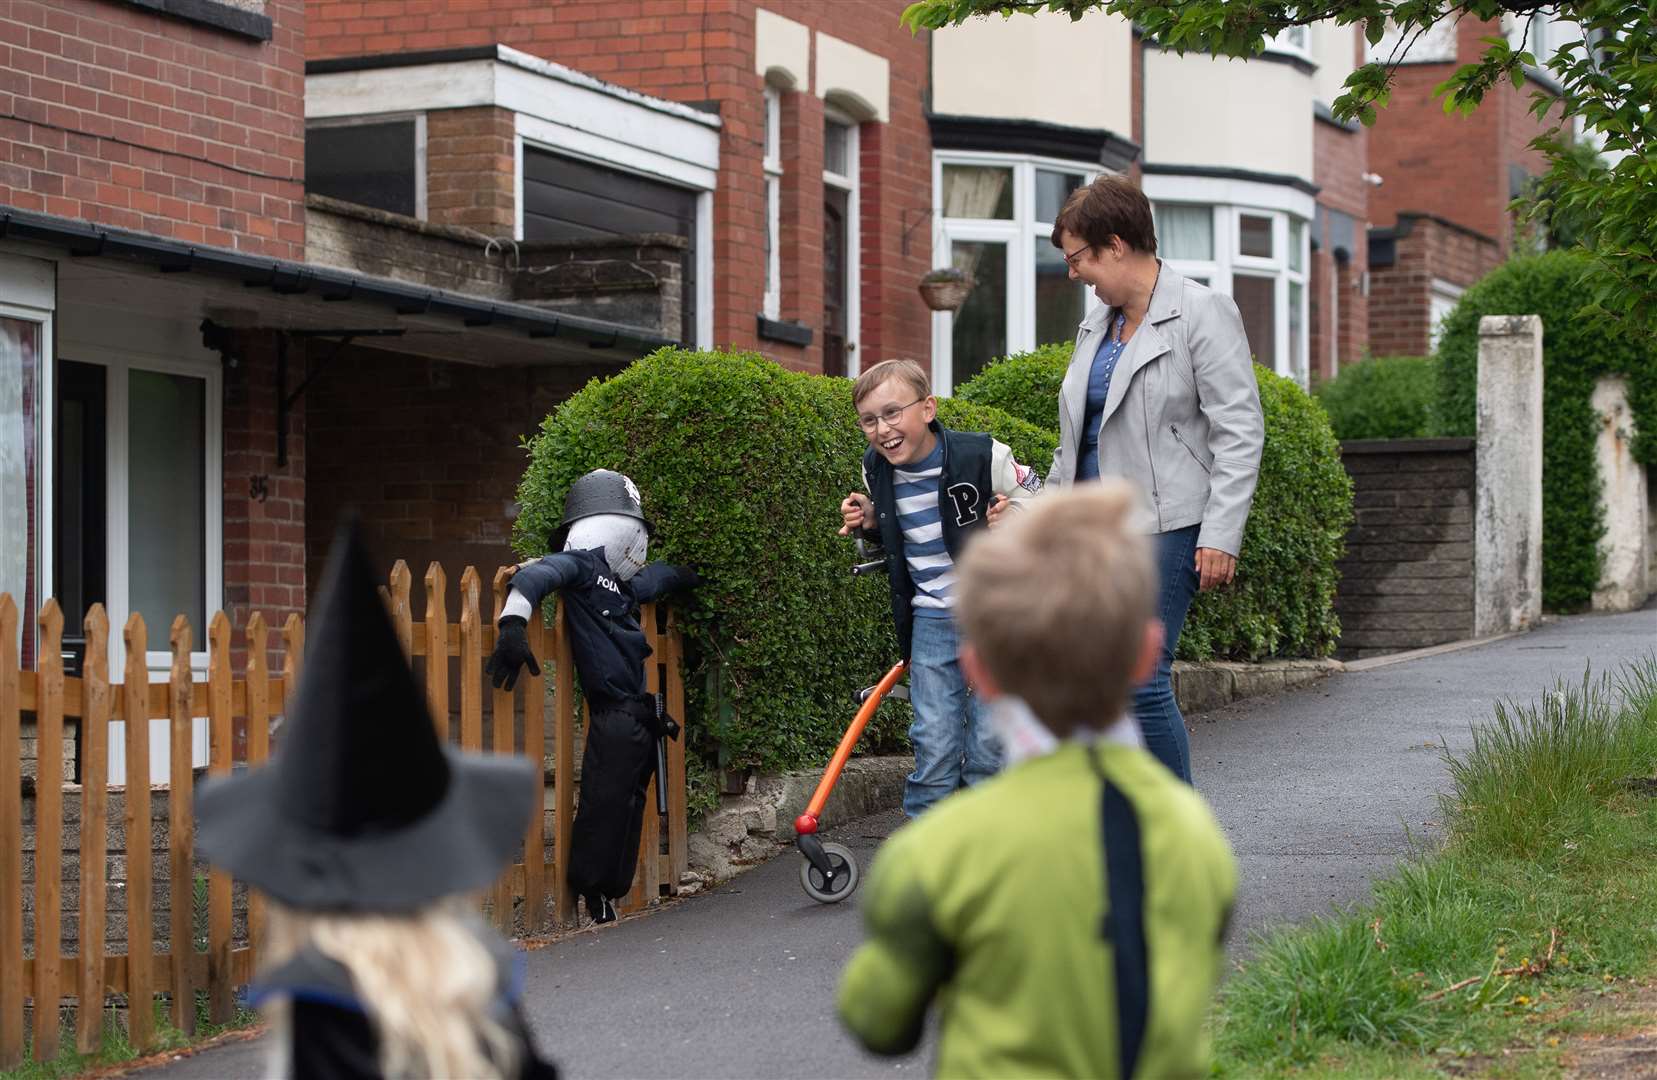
[
  {"xmin": 1137, "ymin": 525, "xmax": 1202, "ymax": 783},
  {"xmin": 903, "ymin": 613, "xmax": 1001, "ymax": 818}
]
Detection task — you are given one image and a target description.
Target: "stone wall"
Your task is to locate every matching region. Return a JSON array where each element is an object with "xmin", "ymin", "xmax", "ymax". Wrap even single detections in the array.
[{"xmin": 1336, "ymin": 438, "xmax": 1477, "ymax": 659}]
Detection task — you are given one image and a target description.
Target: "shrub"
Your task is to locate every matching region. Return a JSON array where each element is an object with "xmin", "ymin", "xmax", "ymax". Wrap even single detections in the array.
[
  {"xmin": 953, "ymin": 341, "xmax": 1073, "ymax": 432},
  {"xmin": 1313, "ymin": 355, "xmax": 1439, "ymax": 441},
  {"xmin": 513, "ymin": 348, "xmax": 1056, "ymax": 773},
  {"xmin": 1180, "ymin": 365, "xmax": 1353, "ymax": 661},
  {"xmin": 957, "ymin": 347, "xmax": 1352, "ymax": 661},
  {"xmin": 1434, "ymin": 251, "xmax": 1657, "ymax": 611}
]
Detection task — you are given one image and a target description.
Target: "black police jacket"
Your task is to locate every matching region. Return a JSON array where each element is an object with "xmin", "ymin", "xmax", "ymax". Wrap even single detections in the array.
[
  {"xmin": 861, "ymin": 425, "xmax": 994, "ymax": 660},
  {"xmin": 509, "ymin": 549, "xmax": 697, "ymax": 709}
]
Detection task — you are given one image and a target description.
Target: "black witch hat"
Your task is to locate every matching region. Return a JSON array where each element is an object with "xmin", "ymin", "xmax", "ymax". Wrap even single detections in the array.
[{"xmin": 195, "ymin": 519, "xmax": 538, "ymax": 913}]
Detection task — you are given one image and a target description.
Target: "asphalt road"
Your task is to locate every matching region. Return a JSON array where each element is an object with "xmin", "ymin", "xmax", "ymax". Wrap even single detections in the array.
[{"xmin": 126, "ymin": 605, "xmax": 1657, "ymax": 1079}]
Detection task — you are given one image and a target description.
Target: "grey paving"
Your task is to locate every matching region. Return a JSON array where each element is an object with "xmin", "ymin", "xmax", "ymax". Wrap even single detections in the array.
[{"xmin": 125, "ymin": 606, "xmax": 1657, "ymax": 1079}]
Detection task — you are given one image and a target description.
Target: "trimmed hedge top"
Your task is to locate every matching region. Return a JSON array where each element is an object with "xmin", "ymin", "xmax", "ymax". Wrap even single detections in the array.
[
  {"xmin": 954, "ymin": 341, "xmax": 1072, "ymax": 431},
  {"xmin": 1314, "ymin": 355, "xmax": 1440, "ymax": 441},
  {"xmin": 1434, "ymin": 251, "xmax": 1657, "ymax": 611}
]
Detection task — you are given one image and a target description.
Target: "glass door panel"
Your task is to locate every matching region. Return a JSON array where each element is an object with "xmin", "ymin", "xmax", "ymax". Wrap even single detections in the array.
[
  {"xmin": 950, "ymin": 240, "xmax": 1009, "ymax": 387},
  {"xmin": 128, "ymin": 368, "xmax": 206, "ymax": 648}
]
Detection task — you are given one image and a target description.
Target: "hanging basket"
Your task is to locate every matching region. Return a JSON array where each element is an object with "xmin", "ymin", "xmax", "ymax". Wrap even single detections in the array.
[{"xmin": 918, "ymin": 270, "xmax": 974, "ymax": 312}]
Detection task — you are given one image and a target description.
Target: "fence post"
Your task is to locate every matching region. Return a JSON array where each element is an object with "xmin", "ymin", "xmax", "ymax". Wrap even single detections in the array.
[
  {"xmin": 386, "ymin": 562, "xmax": 413, "ymax": 664},
  {"xmin": 206, "ymin": 613, "xmax": 234, "ymax": 1024},
  {"xmin": 425, "ymin": 564, "xmax": 448, "ymax": 739},
  {"xmin": 1475, "ymin": 315, "xmax": 1544, "ymax": 635},
  {"xmin": 0, "ymin": 596, "xmax": 20, "ymax": 1069},
  {"xmin": 490, "ymin": 568, "xmax": 520, "ymax": 934},
  {"xmin": 550, "ymin": 605, "xmax": 575, "ymax": 927},
  {"xmin": 33, "ymin": 601, "xmax": 65, "ymax": 1060},
  {"xmin": 459, "ymin": 568, "xmax": 483, "ymax": 753},
  {"xmin": 665, "ymin": 611, "xmax": 688, "ymax": 886},
  {"xmin": 77, "ymin": 605, "xmax": 111, "ymax": 1055},
  {"xmin": 167, "ymin": 617, "xmax": 195, "ymax": 1035},
  {"xmin": 245, "ymin": 615, "xmax": 270, "ymax": 949},
  {"xmin": 282, "ymin": 614, "xmax": 304, "ymax": 718},
  {"xmin": 122, "ymin": 614, "xmax": 155, "ymax": 1052}
]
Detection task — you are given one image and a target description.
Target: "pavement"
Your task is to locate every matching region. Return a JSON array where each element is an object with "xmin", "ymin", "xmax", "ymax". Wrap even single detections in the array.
[{"xmin": 124, "ymin": 604, "xmax": 1657, "ymax": 1079}]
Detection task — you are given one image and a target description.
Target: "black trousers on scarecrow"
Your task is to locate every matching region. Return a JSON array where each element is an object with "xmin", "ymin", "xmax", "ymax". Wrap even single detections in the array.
[{"xmin": 568, "ymin": 696, "xmax": 660, "ymax": 902}]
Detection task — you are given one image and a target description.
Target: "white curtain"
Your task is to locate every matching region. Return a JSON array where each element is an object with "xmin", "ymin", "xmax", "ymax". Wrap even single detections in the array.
[
  {"xmin": 1154, "ymin": 204, "xmax": 1215, "ymax": 261},
  {"xmin": 0, "ymin": 318, "xmax": 33, "ymax": 655},
  {"xmin": 942, "ymin": 166, "xmax": 1012, "ymax": 282}
]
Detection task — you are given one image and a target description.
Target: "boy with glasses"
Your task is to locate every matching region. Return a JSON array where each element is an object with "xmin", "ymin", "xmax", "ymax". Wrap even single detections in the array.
[{"xmin": 837, "ymin": 359, "xmax": 1042, "ymax": 817}]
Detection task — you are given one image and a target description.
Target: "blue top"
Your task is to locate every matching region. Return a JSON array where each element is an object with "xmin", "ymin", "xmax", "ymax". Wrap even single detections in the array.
[
  {"xmin": 1075, "ymin": 314, "xmax": 1128, "ymax": 483},
  {"xmin": 891, "ymin": 440, "xmax": 954, "ymax": 618}
]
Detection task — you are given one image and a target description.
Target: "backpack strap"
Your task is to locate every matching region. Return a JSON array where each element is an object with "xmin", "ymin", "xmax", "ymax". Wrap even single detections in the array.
[{"xmin": 1088, "ymin": 747, "xmax": 1149, "ymax": 1079}]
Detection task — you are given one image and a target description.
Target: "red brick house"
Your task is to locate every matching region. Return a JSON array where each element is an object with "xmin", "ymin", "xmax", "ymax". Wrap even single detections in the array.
[{"xmin": 1363, "ymin": 14, "xmax": 1569, "ymax": 357}]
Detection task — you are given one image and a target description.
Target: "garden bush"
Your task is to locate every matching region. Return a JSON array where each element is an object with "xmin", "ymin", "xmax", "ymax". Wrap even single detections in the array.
[
  {"xmin": 1434, "ymin": 251, "xmax": 1657, "ymax": 611},
  {"xmin": 1313, "ymin": 355, "xmax": 1439, "ymax": 441},
  {"xmin": 512, "ymin": 348, "xmax": 1055, "ymax": 774},
  {"xmin": 953, "ymin": 341, "xmax": 1073, "ymax": 432},
  {"xmin": 955, "ymin": 346, "xmax": 1352, "ymax": 661}
]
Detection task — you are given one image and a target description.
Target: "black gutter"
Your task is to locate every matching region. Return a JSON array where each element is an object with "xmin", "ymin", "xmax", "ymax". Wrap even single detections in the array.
[{"xmin": 0, "ymin": 205, "xmax": 677, "ymax": 356}]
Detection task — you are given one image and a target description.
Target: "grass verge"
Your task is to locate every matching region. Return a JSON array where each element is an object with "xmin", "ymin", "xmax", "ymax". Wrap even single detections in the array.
[
  {"xmin": 1212, "ymin": 658, "xmax": 1657, "ymax": 1078},
  {"xmin": 0, "ymin": 996, "xmax": 259, "ymax": 1080}
]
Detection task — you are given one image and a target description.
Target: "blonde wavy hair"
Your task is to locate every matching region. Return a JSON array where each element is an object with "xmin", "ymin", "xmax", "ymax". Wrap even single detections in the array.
[{"xmin": 261, "ymin": 901, "xmax": 521, "ymax": 1079}]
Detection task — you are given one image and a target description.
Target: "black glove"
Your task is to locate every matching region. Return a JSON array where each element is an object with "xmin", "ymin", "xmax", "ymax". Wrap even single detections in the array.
[{"xmin": 485, "ymin": 615, "xmax": 539, "ymax": 691}]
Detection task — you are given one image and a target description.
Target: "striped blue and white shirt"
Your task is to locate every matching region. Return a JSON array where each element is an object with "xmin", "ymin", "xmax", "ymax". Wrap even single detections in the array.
[{"xmin": 893, "ymin": 441, "xmax": 955, "ymax": 615}]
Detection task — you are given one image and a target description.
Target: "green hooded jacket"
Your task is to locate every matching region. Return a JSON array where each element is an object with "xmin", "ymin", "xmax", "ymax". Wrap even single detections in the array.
[{"xmin": 837, "ymin": 741, "xmax": 1236, "ymax": 1078}]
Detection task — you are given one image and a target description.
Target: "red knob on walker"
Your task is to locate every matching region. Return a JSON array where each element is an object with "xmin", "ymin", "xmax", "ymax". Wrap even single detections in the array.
[{"xmin": 795, "ymin": 813, "xmax": 819, "ymax": 836}]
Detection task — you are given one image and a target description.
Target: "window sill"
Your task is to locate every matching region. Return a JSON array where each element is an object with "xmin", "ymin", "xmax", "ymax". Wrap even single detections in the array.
[
  {"xmin": 757, "ymin": 315, "xmax": 813, "ymax": 348},
  {"xmin": 122, "ymin": 0, "xmax": 272, "ymax": 42}
]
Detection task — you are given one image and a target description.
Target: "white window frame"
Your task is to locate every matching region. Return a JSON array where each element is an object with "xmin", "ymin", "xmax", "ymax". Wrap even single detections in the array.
[
  {"xmin": 1153, "ymin": 201, "xmax": 1310, "ymax": 383},
  {"xmin": 0, "ymin": 286, "xmax": 55, "ymax": 670},
  {"xmin": 304, "ymin": 112, "xmax": 428, "ymax": 221},
  {"xmin": 824, "ymin": 109, "xmax": 861, "ymax": 374},
  {"xmin": 1264, "ymin": 25, "xmax": 1314, "ymax": 63},
  {"xmin": 762, "ymin": 87, "xmax": 783, "ymax": 321},
  {"xmin": 1429, "ymin": 278, "xmax": 1465, "ymax": 351},
  {"xmin": 931, "ymin": 150, "xmax": 1102, "ymax": 392}
]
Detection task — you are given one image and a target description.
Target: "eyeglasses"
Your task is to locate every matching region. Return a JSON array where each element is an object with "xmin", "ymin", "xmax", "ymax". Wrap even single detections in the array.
[
  {"xmin": 857, "ymin": 396, "xmax": 927, "ymax": 432},
  {"xmin": 1061, "ymin": 242, "xmax": 1090, "ymax": 269}
]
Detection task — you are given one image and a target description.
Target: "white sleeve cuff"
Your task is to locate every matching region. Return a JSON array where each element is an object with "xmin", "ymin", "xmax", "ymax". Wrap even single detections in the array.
[{"xmin": 502, "ymin": 589, "xmax": 533, "ymax": 622}]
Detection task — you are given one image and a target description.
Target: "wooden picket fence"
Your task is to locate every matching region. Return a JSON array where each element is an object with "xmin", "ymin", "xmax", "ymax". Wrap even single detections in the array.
[{"xmin": 0, "ymin": 560, "xmax": 687, "ymax": 1069}]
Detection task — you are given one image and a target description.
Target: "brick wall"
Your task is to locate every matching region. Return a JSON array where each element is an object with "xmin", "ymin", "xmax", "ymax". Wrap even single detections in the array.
[
  {"xmin": 425, "ymin": 105, "xmax": 515, "ymax": 237},
  {"xmin": 1368, "ymin": 212, "xmax": 1502, "ymax": 357},
  {"xmin": 1312, "ymin": 111, "xmax": 1369, "ymax": 382},
  {"xmin": 0, "ymin": 0, "xmax": 306, "ymax": 258},
  {"xmin": 1335, "ymin": 438, "xmax": 1476, "ymax": 659},
  {"xmin": 1366, "ymin": 17, "xmax": 1557, "ymax": 252},
  {"xmin": 304, "ymin": 346, "xmax": 623, "ymax": 600},
  {"xmin": 222, "ymin": 331, "xmax": 307, "ymax": 671},
  {"xmin": 306, "ymin": 0, "xmax": 934, "ymax": 376}
]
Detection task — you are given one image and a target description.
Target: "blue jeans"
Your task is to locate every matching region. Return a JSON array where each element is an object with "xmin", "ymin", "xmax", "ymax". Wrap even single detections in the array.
[
  {"xmin": 903, "ymin": 614, "xmax": 1002, "ymax": 818},
  {"xmin": 1135, "ymin": 524, "xmax": 1202, "ymax": 783}
]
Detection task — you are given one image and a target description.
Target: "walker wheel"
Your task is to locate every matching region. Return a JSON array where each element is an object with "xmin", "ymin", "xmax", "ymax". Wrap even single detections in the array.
[{"xmin": 800, "ymin": 841, "xmax": 860, "ymax": 903}]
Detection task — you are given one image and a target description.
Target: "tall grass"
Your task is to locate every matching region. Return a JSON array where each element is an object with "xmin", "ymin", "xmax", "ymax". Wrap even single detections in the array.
[{"xmin": 1214, "ymin": 657, "xmax": 1657, "ymax": 1076}]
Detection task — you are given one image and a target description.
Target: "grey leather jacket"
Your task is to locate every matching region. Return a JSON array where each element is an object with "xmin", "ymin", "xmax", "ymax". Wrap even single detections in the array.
[{"xmin": 1050, "ymin": 264, "xmax": 1265, "ymax": 556}]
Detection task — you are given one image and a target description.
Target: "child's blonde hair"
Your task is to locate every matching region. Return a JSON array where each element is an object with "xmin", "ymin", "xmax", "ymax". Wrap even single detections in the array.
[
  {"xmin": 955, "ymin": 481, "xmax": 1157, "ymax": 736},
  {"xmin": 262, "ymin": 901, "xmax": 520, "ymax": 1079},
  {"xmin": 852, "ymin": 358, "xmax": 930, "ymax": 407}
]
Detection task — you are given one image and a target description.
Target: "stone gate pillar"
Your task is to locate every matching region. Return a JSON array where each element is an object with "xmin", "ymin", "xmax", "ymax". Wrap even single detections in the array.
[{"xmin": 1474, "ymin": 315, "xmax": 1543, "ymax": 635}]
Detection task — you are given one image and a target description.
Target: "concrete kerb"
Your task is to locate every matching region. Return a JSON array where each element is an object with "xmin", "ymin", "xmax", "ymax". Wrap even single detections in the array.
[{"xmin": 683, "ymin": 656, "xmax": 1344, "ymax": 885}]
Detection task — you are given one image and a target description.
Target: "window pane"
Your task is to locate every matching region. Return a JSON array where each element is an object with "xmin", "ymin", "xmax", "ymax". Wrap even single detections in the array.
[
  {"xmin": 1289, "ymin": 219, "xmax": 1305, "ymax": 273},
  {"xmin": 1035, "ymin": 243, "xmax": 1086, "ymax": 346},
  {"xmin": 942, "ymin": 165, "xmax": 1013, "ymax": 220},
  {"xmin": 1233, "ymin": 275, "xmax": 1277, "ymax": 366},
  {"xmin": 764, "ymin": 91, "xmax": 779, "ymax": 163},
  {"xmin": 1239, "ymin": 213, "xmax": 1274, "ymax": 258},
  {"xmin": 129, "ymin": 370, "xmax": 206, "ymax": 647},
  {"xmin": 950, "ymin": 241, "xmax": 1008, "ymax": 387},
  {"xmin": 1154, "ymin": 204, "xmax": 1214, "ymax": 261},
  {"xmin": 305, "ymin": 121, "xmax": 417, "ymax": 217},
  {"xmin": 1036, "ymin": 169, "xmax": 1086, "ymax": 222},
  {"xmin": 1289, "ymin": 280, "xmax": 1305, "ymax": 382},
  {"xmin": 825, "ymin": 121, "xmax": 850, "ymax": 177},
  {"xmin": 0, "ymin": 317, "xmax": 39, "ymax": 665}
]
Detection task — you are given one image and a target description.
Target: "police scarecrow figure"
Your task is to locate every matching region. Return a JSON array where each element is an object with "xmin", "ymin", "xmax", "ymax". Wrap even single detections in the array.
[
  {"xmin": 486, "ymin": 469, "xmax": 700, "ymax": 925},
  {"xmin": 194, "ymin": 521, "xmax": 558, "ymax": 1079}
]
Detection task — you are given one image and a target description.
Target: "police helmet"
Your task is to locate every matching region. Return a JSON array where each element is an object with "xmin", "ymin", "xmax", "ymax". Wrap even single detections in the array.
[{"xmin": 552, "ymin": 469, "xmax": 654, "ymax": 549}]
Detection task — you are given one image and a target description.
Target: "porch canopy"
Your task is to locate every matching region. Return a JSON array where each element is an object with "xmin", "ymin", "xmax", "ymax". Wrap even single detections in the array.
[{"xmin": 0, "ymin": 205, "xmax": 676, "ymax": 367}]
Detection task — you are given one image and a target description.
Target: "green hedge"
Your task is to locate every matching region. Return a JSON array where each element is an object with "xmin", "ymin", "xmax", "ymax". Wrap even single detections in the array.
[
  {"xmin": 1313, "ymin": 355, "xmax": 1440, "ymax": 441},
  {"xmin": 954, "ymin": 341, "xmax": 1072, "ymax": 431},
  {"xmin": 1434, "ymin": 251, "xmax": 1657, "ymax": 611},
  {"xmin": 957, "ymin": 345, "xmax": 1352, "ymax": 662},
  {"xmin": 512, "ymin": 348, "xmax": 1056, "ymax": 774},
  {"xmin": 1179, "ymin": 365, "xmax": 1352, "ymax": 662}
]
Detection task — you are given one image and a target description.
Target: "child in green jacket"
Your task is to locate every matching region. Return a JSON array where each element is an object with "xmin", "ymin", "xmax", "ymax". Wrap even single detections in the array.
[{"xmin": 837, "ymin": 481, "xmax": 1237, "ymax": 1079}]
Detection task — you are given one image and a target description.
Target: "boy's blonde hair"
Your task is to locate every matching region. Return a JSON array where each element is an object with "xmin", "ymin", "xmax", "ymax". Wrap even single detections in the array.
[
  {"xmin": 852, "ymin": 358, "xmax": 930, "ymax": 407},
  {"xmin": 955, "ymin": 482, "xmax": 1157, "ymax": 737}
]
